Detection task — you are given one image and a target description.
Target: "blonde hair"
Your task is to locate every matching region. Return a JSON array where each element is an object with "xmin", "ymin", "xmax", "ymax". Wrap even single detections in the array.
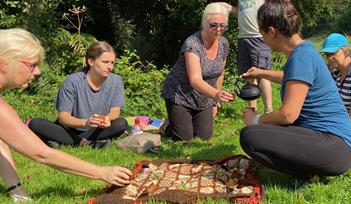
[
  {"xmin": 201, "ymin": 3, "xmax": 229, "ymax": 29},
  {"xmin": 0, "ymin": 28, "xmax": 45, "ymax": 65}
]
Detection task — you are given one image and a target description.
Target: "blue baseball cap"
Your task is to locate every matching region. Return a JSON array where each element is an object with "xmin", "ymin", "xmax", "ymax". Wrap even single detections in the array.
[{"xmin": 321, "ymin": 33, "xmax": 349, "ymax": 53}]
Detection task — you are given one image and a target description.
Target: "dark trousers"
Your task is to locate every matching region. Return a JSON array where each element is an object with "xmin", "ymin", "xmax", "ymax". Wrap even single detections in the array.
[
  {"xmin": 29, "ymin": 118, "xmax": 128, "ymax": 145},
  {"xmin": 165, "ymin": 99, "xmax": 213, "ymax": 141},
  {"xmin": 240, "ymin": 124, "xmax": 351, "ymax": 179}
]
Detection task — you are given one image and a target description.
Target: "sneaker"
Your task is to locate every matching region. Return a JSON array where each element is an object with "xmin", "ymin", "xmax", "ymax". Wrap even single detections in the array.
[
  {"xmin": 149, "ymin": 146, "xmax": 161, "ymax": 153},
  {"xmin": 159, "ymin": 119, "xmax": 169, "ymax": 135},
  {"xmin": 47, "ymin": 140, "xmax": 60, "ymax": 149},
  {"xmin": 8, "ymin": 184, "xmax": 32, "ymax": 202},
  {"xmin": 79, "ymin": 138, "xmax": 90, "ymax": 146},
  {"xmin": 11, "ymin": 194, "xmax": 32, "ymax": 202},
  {"xmin": 90, "ymin": 139, "xmax": 112, "ymax": 149},
  {"xmin": 265, "ymin": 107, "xmax": 273, "ymax": 114}
]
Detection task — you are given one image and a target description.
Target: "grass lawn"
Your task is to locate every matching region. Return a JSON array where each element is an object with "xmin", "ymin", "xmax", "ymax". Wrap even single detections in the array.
[{"xmin": 2, "ymin": 83, "xmax": 351, "ymax": 204}]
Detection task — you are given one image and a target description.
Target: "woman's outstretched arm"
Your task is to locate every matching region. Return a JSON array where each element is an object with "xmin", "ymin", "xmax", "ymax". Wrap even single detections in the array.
[{"xmin": 0, "ymin": 99, "xmax": 132, "ymax": 186}]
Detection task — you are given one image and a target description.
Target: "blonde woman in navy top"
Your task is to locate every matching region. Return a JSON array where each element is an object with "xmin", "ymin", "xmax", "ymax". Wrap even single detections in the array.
[{"xmin": 161, "ymin": 3, "xmax": 234, "ymax": 142}]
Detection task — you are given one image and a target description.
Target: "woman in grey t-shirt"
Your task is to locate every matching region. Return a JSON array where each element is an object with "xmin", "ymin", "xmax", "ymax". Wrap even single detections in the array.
[
  {"xmin": 161, "ymin": 3, "xmax": 233, "ymax": 142},
  {"xmin": 29, "ymin": 41, "xmax": 128, "ymax": 148}
]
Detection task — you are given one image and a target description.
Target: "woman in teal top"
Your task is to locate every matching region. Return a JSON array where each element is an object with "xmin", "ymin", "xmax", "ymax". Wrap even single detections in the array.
[{"xmin": 240, "ymin": 0, "xmax": 351, "ymax": 180}]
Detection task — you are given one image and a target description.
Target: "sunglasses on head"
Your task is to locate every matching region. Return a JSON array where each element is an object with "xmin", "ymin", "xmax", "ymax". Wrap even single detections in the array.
[{"xmin": 207, "ymin": 22, "xmax": 228, "ymax": 30}]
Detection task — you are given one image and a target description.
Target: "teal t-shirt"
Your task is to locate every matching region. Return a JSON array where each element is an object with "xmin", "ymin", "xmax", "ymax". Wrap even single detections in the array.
[{"xmin": 281, "ymin": 41, "xmax": 351, "ymax": 147}]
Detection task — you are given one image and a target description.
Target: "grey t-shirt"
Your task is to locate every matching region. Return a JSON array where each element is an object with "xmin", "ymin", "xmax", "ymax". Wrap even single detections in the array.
[
  {"xmin": 56, "ymin": 71, "xmax": 125, "ymax": 131},
  {"xmin": 238, "ymin": 0, "xmax": 264, "ymax": 38},
  {"xmin": 161, "ymin": 31, "xmax": 230, "ymax": 110}
]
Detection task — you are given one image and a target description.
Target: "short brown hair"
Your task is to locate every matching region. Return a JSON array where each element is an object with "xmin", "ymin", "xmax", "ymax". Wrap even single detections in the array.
[
  {"xmin": 257, "ymin": 0, "xmax": 301, "ymax": 37},
  {"xmin": 85, "ymin": 41, "xmax": 115, "ymax": 68}
]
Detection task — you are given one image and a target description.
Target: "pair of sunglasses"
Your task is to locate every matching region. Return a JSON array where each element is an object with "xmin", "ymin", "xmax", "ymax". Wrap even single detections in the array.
[
  {"xmin": 21, "ymin": 60, "xmax": 38, "ymax": 73},
  {"xmin": 207, "ymin": 22, "xmax": 228, "ymax": 30}
]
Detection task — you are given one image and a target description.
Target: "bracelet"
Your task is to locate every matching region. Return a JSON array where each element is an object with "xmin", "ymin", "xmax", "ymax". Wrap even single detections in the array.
[
  {"xmin": 252, "ymin": 114, "xmax": 261, "ymax": 125},
  {"xmin": 6, "ymin": 182, "xmax": 21, "ymax": 192}
]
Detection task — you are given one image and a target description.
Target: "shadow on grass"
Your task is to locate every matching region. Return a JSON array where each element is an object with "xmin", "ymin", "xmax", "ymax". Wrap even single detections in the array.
[
  {"xmin": 218, "ymin": 106, "xmax": 246, "ymax": 120},
  {"xmin": 254, "ymin": 168, "xmax": 323, "ymax": 192},
  {"xmin": 143, "ymin": 138, "xmax": 237, "ymax": 161},
  {"xmin": 190, "ymin": 142, "xmax": 237, "ymax": 160},
  {"xmin": 30, "ymin": 185, "xmax": 101, "ymax": 199},
  {"xmin": 0, "ymin": 187, "xmax": 7, "ymax": 195}
]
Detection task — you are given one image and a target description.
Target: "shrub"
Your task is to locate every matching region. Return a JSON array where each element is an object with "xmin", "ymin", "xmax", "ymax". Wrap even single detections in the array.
[
  {"xmin": 45, "ymin": 28, "xmax": 97, "ymax": 75},
  {"xmin": 3, "ymin": 90, "xmax": 57, "ymax": 121},
  {"xmin": 115, "ymin": 50, "xmax": 169, "ymax": 118}
]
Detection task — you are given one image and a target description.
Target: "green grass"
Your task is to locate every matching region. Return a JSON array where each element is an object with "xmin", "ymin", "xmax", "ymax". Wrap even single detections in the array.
[{"xmin": 2, "ymin": 84, "xmax": 351, "ymax": 204}]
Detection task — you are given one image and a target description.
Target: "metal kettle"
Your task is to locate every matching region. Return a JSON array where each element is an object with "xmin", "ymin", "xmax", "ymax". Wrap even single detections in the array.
[{"xmin": 234, "ymin": 78, "xmax": 262, "ymax": 101}]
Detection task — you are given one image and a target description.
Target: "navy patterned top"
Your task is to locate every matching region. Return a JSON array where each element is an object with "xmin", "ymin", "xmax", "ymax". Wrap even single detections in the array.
[{"xmin": 161, "ymin": 31, "xmax": 230, "ymax": 110}]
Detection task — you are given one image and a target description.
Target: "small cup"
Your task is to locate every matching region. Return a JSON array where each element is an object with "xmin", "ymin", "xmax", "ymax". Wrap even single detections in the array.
[{"xmin": 96, "ymin": 114, "xmax": 106, "ymax": 122}]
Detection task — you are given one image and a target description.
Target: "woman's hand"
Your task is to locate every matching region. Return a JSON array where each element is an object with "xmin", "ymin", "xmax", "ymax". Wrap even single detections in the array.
[
  {"xmin": 85, "ymin": 114, "xmax": 104, "ymax": 128},
  {"xmin": 214, "ymin": 91, "xmax": 234, "ymax": 103},
  {"xmin": 212, "ymin": 103, "xmax": 220, "ymax": 118},
  {"xmin": 99, "ymin": 166, "xmax": 132, "ymax": 186},
  {"xmin": 241, "ymin": 67, "xmax": 261, "ymax": 79},
  {"xmin": 98, "ymin": 116, "xmax": 111, "ymax": 128},
  {"xmin": 243, "ymin": 108, "xmax": 256, "ymax": 125}
]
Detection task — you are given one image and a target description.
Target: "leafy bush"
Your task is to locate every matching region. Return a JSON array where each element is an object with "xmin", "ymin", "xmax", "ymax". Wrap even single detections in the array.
[
  {"xmin": 0, "ymin": 1, "xmax": 26, "ymax": 28},
  {"xmin": 291, "ymin": 0, "xmax": 351, "ymax": 36},
  {"xmin": 222, "ymin": 13, "xmax": 239, "ymax": 91},
  {"xmin": 24, "ymin": 63, "xmax": 66, "ymax": 97},
  {"xmin": 115, "ymin": 50, "xmax": 169, "ymax": 118},
  {"xmin": 336, "ymin": 4, "xmax": 351, "ymax": 33},
  {"xmin": 45, "ymin": 28, "xmax": 97, "ymax": 75},
  {"xmin": 3, "ymin": 90, "xmax": 57, "ymax": 121},
  {"xmin": 271, "ymin": 52, "xmax": 287, "ymax": 71}
]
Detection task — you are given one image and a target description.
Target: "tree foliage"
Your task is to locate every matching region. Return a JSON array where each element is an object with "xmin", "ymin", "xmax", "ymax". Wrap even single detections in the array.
[
  {"xmin": 1, "ymin": 0, "xmax": 350, "ymax": 119},
  {"xmin": 115, "ymin": 50, "xmax": 169, "ymax": 117},
  {"xmin": 291, "ymin": 0, "xmax": 351, "ymax": 36},
  {"xmin": 81, "ymin": 0, "xmax": 208, "ymax": 67},
  {"xmin": 1, "ymin": 0, "xmax": 350, "ymax": 67}
]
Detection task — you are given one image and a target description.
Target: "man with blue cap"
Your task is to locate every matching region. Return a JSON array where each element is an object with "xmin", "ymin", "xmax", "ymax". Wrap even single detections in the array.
[{"xmin": 321, "ymin": 33, "xmax": 351, "ymax": 117}]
